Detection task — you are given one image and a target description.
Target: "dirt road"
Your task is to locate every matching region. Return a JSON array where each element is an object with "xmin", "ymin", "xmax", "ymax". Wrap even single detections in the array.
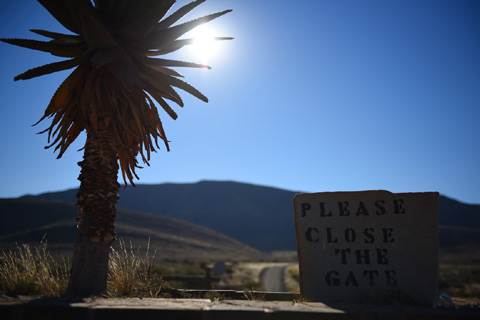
[{"xmin": 260, "ymin": 265, "xmax": 287, "ymax": 292}]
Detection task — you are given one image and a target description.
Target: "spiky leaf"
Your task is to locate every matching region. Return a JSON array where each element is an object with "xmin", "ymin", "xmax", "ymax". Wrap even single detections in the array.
[
  {"xmin": 79, "ymin": 6, "xmax": 117, "ymax": 48},
  {"xmin": 155, "ymin": 0, "xmax": 205, "ymax": 31},
  {"xmin": 0, "ymin": 38, "xmax": 87, "ymax": 57},
  {"xmin": 38, "ymin": 0, "xmax": 81, "ymax": 34},
  {"xmin": 143, "ymin": 10, "xmax": 232, "ymax": 49},
  {"xmin": 30, "ymin": 29, "xmax": 83, "ymax": 44},
  {"xmin": 14, "ymin": 56, "xmax": 87, "ymax": 81},
  {"xmin": 118, "ymin": 0, "xmax": 174, "ymax": 39}
]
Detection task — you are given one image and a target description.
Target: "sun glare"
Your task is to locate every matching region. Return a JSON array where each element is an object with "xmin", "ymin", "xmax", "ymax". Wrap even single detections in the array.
[{"xmin": 189, "ymin": 25, "xmax": 221, "ymax": 65}]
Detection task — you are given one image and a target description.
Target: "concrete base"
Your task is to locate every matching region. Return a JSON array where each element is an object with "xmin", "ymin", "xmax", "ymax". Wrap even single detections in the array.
[{"xmin": 0, "ymin": 295, "xmax": 478, "ymax": 320}]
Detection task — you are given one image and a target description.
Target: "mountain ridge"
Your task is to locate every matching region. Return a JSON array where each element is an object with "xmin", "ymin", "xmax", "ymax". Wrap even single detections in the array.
[
  {"xmin": 17, "ymin": 180, "xmax": 480, "ymax": 251},
  {"xmin": 2, "ymin": 180, "xmax": 480, "ymax": 264},
  {"xmin": 0, "ymin": 198, "xmax": 267, "ymax": 261}
]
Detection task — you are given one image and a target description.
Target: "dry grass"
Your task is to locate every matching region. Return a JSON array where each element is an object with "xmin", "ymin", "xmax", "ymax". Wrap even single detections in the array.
[
  {"xmin": 3, "ymin": 241, "xmax": 479, "ymax": 302},
  {"xmin": 439, "ymin": 264, "xmax": 480, "ymax": 298},
  {"xmin": 285, "ymin": 265, "xmax": 300, "ymax": 292},
  {"xmin": 107, "ymin": 238, "xmax": 172, "ymax": 298},
  {"xmin": 0, "ymin": 241, "xmax": 70, "ymax": 297},
  {"xmin": 0, "ymin": 238, "xmax": 173, "ymax": 298}
]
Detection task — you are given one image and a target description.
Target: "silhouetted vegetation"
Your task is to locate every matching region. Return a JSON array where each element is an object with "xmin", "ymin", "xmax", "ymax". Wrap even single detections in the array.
[
  {"xmin": 0, "ymin": 241, "xmax": 173, "ymax": 298},
  {"xmin": 439, "ymin": 265, "xmax": 480, "ymax": 298}
]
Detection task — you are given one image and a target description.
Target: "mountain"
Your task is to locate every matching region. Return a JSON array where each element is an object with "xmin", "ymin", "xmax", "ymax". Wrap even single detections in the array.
[
  {"xmin": 21, "ymin": 181, "xmax": 297, "ymax": 251},
  {"xmin": 438, "ymin": 196, "xmax": 480, "ymax": 228},
  {"xmin": 19, "ymin": 180, "xmax": 480, "ymax": 252},
  {"xmin": 0, "ymin": 198, "xmax": 266, "ymax": 261}
]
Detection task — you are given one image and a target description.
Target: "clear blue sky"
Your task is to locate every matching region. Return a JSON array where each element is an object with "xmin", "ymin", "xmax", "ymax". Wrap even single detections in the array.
[{"xmin": 1, "ymin": 0, "xmax": 479, "ymax": 204}]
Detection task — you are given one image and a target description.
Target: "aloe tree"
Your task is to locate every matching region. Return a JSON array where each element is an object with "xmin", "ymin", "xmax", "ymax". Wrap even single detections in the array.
[{"xmin": 1, "ymin": 0, "xmax": 231, "ymax": 296}]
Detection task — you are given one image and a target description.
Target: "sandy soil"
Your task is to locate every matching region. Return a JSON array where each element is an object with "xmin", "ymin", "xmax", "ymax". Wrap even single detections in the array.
[{"xmin": 215, "ymin": 262, "xmax": 299, "ymax": 291}]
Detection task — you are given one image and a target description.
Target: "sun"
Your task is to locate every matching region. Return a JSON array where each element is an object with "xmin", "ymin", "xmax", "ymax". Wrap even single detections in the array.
[{"xmin": 189, "ymin": 25, "xmax": 221, "ymax": 65}]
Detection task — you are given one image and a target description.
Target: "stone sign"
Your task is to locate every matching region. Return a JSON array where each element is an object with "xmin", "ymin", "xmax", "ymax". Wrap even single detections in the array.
[{"xmin": 293, "ymin": 190, "xmax": 439, "ymax": 305}]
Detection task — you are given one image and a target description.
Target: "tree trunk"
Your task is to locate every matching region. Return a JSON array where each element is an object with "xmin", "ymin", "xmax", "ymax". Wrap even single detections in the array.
[{"xmin": 66, "ymin": 130, "xmax": 119, "ymax": 297}]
